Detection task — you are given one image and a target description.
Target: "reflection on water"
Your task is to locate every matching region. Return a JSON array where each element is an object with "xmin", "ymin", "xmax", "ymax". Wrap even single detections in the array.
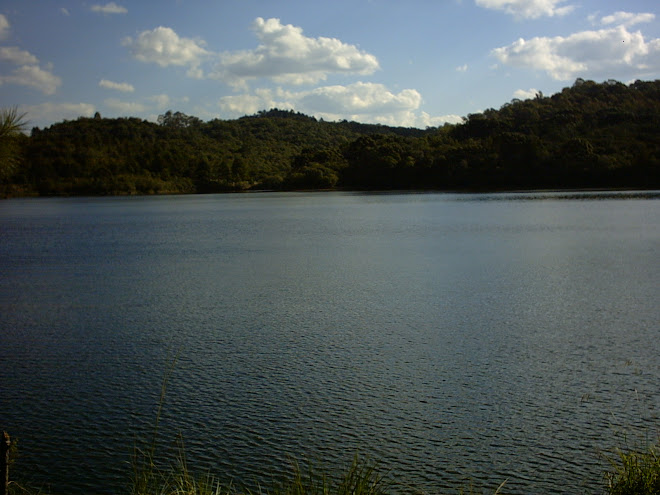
[{"xmin": 0, "ymin": 191, "xmax": 658, "ymax": 494}]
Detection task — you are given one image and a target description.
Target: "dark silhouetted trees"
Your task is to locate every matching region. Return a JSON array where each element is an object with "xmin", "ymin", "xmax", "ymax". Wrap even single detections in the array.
[{"xmin": 3, "ymin": 79, "xmax": 659, "ymax": 196}]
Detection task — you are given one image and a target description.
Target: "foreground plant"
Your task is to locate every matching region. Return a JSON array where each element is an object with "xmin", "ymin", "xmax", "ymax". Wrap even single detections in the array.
[
  {"xmin": 605, "ymin": 439, "xmax": 660, "ymax": 495},
  {"xmin": 129, "ymin": 355, "xmax": 504, "ymax": 495},
  {"xmin": 268, "ymin": 456, "xmax": 390, "ymax": 495},
  {"xmin": 132, "ymin": 444, "xmax": 389, "ymax": 495},
  {"xmin": 0, "ymin": 107, "xmax": 27, "ymax": 182}
]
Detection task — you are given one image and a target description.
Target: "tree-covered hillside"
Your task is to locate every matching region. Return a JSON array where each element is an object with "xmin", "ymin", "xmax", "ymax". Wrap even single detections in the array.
[{"xmin": 2, "ymin": 78, "xmax": 659, "ymax": 196}]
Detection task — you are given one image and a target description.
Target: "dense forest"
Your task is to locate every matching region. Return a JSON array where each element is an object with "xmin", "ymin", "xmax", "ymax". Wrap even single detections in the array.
[{"xmin": 2, "ymin": 78, "xmax": 659, "ymax": 196}]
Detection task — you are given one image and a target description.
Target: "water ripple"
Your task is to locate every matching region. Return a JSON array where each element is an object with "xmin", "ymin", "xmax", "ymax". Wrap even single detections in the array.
[{"xmin": 1, "ymin": 192, "xmax": 658, "ymax": 494}]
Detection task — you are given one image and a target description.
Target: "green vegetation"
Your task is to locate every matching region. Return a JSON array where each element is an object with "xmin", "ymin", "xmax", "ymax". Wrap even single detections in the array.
[
  {"xmin": 126, "ymin": 356, "xmax": 396, "ymax": 495},
  {"xmin": 604, "ymin": 440, "xmax": 660, "ymax": 495},
  {"xmin": 5, "ymin": 394, "xmax": 659, "ymax": 495},
  {"xmin": 130, "ymin": 450, "xmax": 392, "ymax": 495},
  {"xmin": 8, "ymin": 437, "xmax": 660, "ymax": 495},
  {"xmin": 2, "ymin": 78, "xmax": 660, "ymax": 197}
]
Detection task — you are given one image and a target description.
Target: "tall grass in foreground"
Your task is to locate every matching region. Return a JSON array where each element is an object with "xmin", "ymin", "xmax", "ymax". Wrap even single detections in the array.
[
  {"xmin": 130, "ymin": 355, "xmax": 179, "ymax": 495},
  {"xmin": 124, "ymin": 354, "xmax": 652, "ymax": 495},
  {"xmin": 129, "ymin": 437, "xmax": 660, "ymax": 495},
  {"xmin": 604, "ymin": 439, "xmax": 660, "ymax": 495},
  {"xmin": 6, "ymin": 419, "xmax": 657, "ymax": 495},
  {"xmin": 130, "ymin": 450, "xmax": 391, "ymax": 495},
  {"xmin": 6, "ymin": 352, "xmax": 656, "ymax": 495}
]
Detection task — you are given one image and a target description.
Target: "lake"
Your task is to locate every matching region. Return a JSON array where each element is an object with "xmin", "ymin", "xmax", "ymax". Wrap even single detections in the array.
[{"xmin": 0, "ymin": 191, "xmax": 658, "ymax": 494}]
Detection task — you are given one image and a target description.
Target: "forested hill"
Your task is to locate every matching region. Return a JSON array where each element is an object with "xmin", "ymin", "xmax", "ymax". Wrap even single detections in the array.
[{"xmin": 4, "ymin": 78, "xmax": 660, "ymax": 196}]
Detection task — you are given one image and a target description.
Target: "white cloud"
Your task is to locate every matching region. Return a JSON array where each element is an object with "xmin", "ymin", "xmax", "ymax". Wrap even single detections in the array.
[
  {"xmin": 61, "ymin": 8, "xmax": 70, "ymax": 16},
  {"xmin": 149, "ymin": 94, "xmax": 171, "ymax": 109},
  {"xmin": 418, "ymin": 112, "xmax": 464, "ymax": 127},
  {"xmin": 122, "ymin": 18, "xmax": 379, "ymax": 87},
  {"xmin": 0, "ymin": 14, "xmax": 9, "ymax": 39},
  {"xmin": 0, "ymin": 28, "xmax": 61, "ymax": 95},
  {"xmin": 298, "ymin": 82, "xmax": 421, "ymax": 115},
  {"xmin": 104, "ymin": 98, "xmax": 147, "ymax": 114},
  {"xmin": 212, "ymin": 17, "xmax": 380, "ymax": 88},
  {"xmin": 0, "ymin": 64, "xmax": 62, "ymax": 95},
  {"xmin": 99, "ymin": 79, "xmax": 135, "ymax": 92},
  {"xmin": 218, "ymin": 88, "xmax": 292, "ymax": 116},
  {"xmin": 456, "ymin": 64, "xmax": 468, "ymax": 72},
  {"xmin": 91, "ymin": 2, "xmax": 127, "ymax": 15},
  {"xmin": 513, "ymin": 88, "xmax": 539, "ymax": 99},
  {"xmin": 21, "ymin": 102, "xmax": 96, "ymax": 127},
  {"xmin": 218, "ymin": 82, "xmax": 455, "ymax": 127},
  {"xmin": 0, "ymin": 46, "xmax": 39, "ymax": 65},
  {"xmin": 123, "ymin": 27, "xmax": 209, "ymax": 75},
  {"xmin": 493, "ymin": 25, "xmax": 660, "ymax": 80},
  {"xmin": 600, "ymin": 12, "xmax": 655, "ymax": 28},
  {"xmin": 476, "ymin": 0, "xmax": 574, "ymax": 19}
]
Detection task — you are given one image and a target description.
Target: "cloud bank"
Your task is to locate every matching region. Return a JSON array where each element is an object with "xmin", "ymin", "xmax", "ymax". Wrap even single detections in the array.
[
  {"xmin": 218, "ymin": 82, "xmax": 461, "ymax": 127},
  {"xmin": 104, "ymin": 98, "xmax": 147, "ymax": 114},
  {"xmin": 99, "ymin": 79, "xmax": 135, "ymax": 92},
  {"xmin": 0, "ymin": 46, "xmax": 39, "ymax": 65},
  {"xmin": 0, "ymin": 15, "xmax": 61, "ymax": 95},
  {"xmin": 213, "ymin": 18, "xmax": 380, "ymax": 88},
  {"xmin": 0, "ymin": 14, "xmax": 10, "ymax": 39},
  {"xmin": 599, "ymin": 12, "xmax": 655, "ymax": 28},
  {"xmin": 124, "ymin": 18, "xmax": 379, "ymax": 89},
  {"xmin": 493, "ymin": 21, "xmax": 660, "ymax": 80},
  {"xmin": 20, "ymin": 102, "xmax": 96, "ymax": 126},
  {"xmin": 513, "ymin": 88, "xmax": 540, "ymax": 99},
  {"xmin": 118, "ymin": 17, "xmax": 451, "ymax": 126},
  {"xmin": 123, "ymin": 27, "xmax": 209, "ymax": 77},
  {"xmin": 0, "ymin": 44, "xmax": 61, "ymax": 95},
  {"xmin": 475, "ymin": 0, "xmax": 574, "ymax": 19},
  {"xmin": 91, "ymin": 3, "xmax": 127, "ymax": 15}
]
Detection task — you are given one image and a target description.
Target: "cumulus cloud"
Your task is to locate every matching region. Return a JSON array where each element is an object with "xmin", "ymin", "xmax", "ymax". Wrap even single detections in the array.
[
  {"xmin": 218, "ymin": 88, "xmax": 289, "ymax": 116},
  {"xmin": 100, "ymin": 94, "xmax": 181, "ymax": 116},
  {"xmin": 456, "ymin": 64, "xmax": 468, "ymax": 72},
  {"xmin": 0, "ymin": 14, "xmax": 9, "ymax": 39},
  {"xmin": 212, "ymin": 17, "xmax": 380, "ymax": 88},
  {"xmin": 21, "ymin": 102, "xmax": 96, "ymax": 127},
  {"xmin": 513, "ymin": 88, "xmax": 539, "ymax": 99},
  {"xmin": 149, "ymin": 94, "xmax": 171, "ymax": 109},
  {"xmin": 0, "ymin": 64, "xmax": 62, "ymax": 95},
  {"xmin": 0, "ymin": 46, "xmax": 39, "ymax": 65},
  {"xmin": 104, "ymin": 98, "xmax": 147, "ymax": 114},
  {"xmin": 123, "ymin": 18, "xmax": 379, "ymax": 87},
  {"xmin": 299, "ymin": 82, "xmax": 421, "ymax": 115},
  {"xmin": 123, "ymin": 27, "xmax": 209, "ymax": 77},
  {"xmin": 600, "ymin": 12, "xmax": 655, "ymax": 28},
  {"xmin": 418, "ymin": 112, "xmax": 464, "ymax": 127},
  {"xmin": 493, "ymin": 24, "xmax": 660, "ymax": 80},
  {"xmin": 91, "ymin": 2, "xmax": 127, "ymax": 15},
  {"xmin": 0, "ymin": 20, "xmax": 62, "ymax": 95},
  {"xmin": 99, "ymin": 79, "xmax": 135, "ymax": 92},
  {"xmin": 218, "ymin": 82, "xmax": 456, "ymax": 127},
  {"xmin": 476, "ymin": 0, "xmax": 574, "ymax": 19}
]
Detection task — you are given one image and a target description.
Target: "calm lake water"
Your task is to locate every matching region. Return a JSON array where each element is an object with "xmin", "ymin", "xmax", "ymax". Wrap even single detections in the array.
[{"xmin": 0, "ymin": 191, "xmax": 658, "ymax": 494}]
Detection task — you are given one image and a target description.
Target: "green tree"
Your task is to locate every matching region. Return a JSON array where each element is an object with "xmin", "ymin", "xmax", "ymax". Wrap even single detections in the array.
[{"xmin": 157, "ymin": 110, "xmax": 202, "ymax": 128}]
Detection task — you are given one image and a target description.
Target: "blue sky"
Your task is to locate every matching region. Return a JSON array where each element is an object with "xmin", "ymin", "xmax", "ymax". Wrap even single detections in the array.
[{"xmin": 1, "ymin": 0, "xmax": 659, "ymax": 129}]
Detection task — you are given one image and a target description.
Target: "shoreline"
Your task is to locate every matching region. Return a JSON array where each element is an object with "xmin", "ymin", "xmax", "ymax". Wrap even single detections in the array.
[{"xmin": 3, "ymin": 184, "xmax": 659, "ymax": 200}]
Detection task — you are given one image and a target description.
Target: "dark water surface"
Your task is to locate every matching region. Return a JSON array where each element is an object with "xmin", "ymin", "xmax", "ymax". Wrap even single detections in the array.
[{"xmin": 1, "ymin": 191, "xmax": 658, "ymax": 494}]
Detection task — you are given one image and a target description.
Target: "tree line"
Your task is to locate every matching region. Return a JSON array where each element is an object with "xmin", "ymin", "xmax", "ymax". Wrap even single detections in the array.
[{"xmin": 1, "ymin": 78, "xmax": 659, "ymax": 197}]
